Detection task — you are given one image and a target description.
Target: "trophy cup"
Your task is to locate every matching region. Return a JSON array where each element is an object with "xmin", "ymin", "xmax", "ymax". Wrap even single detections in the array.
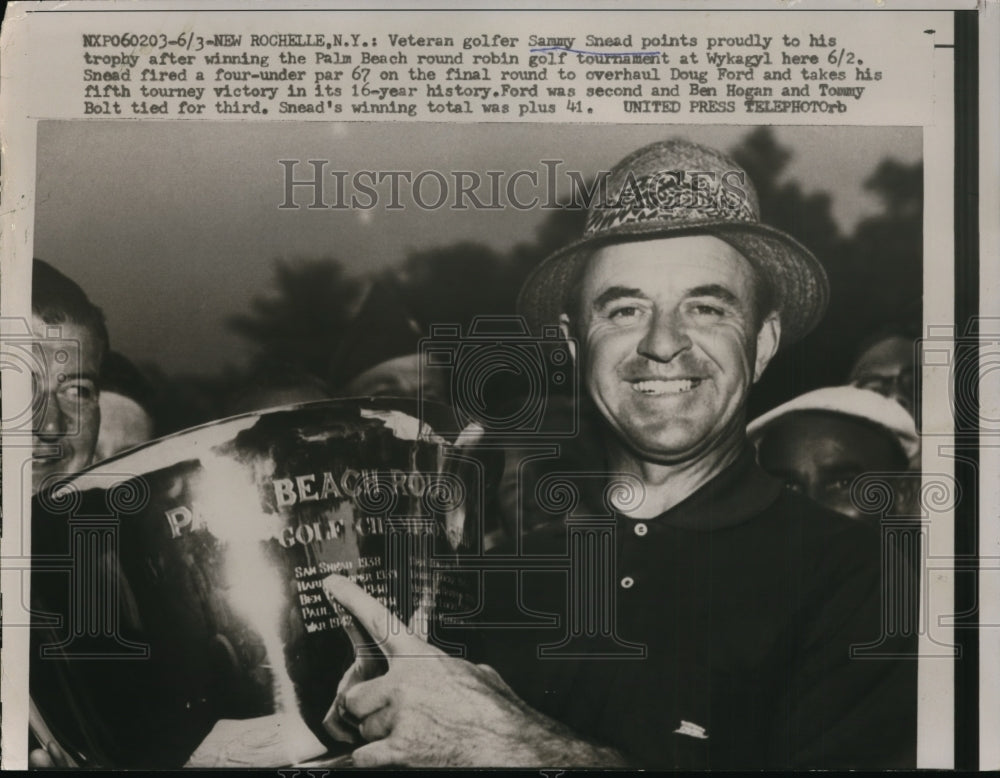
[{"xmin": 30, "ymin": 398, "xmax": 486, "ymax": 768}]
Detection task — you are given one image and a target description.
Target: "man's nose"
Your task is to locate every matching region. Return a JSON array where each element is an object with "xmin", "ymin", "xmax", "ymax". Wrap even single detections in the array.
[
  {"xmin": 34, "ymin": 391, "xmax": 68, "ymax": 440},
  {"xmin": 637, "ymin": 309, "xmax": 692, "ymax": 362}
]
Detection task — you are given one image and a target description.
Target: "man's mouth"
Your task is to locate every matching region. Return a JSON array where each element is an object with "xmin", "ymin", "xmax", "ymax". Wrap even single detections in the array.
[{"xmin": 630, "ymin": 378, "xmax": 702, "ymax": 396}]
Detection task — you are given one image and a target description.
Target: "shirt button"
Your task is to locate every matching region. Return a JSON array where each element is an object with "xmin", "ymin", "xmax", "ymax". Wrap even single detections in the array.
[
  {"xmin": 620, "ymin": 576, "xmax": 635, "ymax": 589},
  {"xmin": 634, "ymin": 522, "xmax": 648, "ymax": 537}
]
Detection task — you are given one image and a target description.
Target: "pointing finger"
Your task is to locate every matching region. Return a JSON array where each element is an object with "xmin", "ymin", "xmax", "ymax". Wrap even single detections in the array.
[
  {"xmin": 341, "ymin": 620, "xmax": 387, "ymax": 681},
  {"xmin": 322, "ymin": 574, "xmax": 440, "ymax": 661}
]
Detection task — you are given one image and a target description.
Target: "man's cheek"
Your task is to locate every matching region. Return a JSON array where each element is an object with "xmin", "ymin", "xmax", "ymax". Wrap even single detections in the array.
[{"xmin": 722, "ymin": 336, "xmax": 757, "ymax": 381}]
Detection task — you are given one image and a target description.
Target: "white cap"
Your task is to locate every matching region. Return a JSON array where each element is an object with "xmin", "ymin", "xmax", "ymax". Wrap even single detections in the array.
[{"xmin": 747, "ymin": 385, "xmax": 919, "ymax": 462}]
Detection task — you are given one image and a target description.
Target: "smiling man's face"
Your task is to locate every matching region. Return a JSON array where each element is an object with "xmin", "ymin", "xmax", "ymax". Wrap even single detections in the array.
[{"xmin": 565, "ymin": 235, "xmax": 779, "ymax": 465}]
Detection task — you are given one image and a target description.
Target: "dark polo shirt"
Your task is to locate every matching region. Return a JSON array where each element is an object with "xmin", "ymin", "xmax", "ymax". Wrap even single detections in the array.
[{"xmin": 440, "ymin": 446, "xmax": 917, "ymax": 769}]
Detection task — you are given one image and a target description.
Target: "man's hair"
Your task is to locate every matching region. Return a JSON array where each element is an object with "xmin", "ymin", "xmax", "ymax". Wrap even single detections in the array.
[
  {"xmin": 32, "ymin": 259, "xmax": 109, "ymax": 360},
  {"xmin": 851, "ymin": 319, "xmax": 921, "ymax": 368},
  {"xmin": 560, "ymin": 239, "xmax": 776, "ymax": 337}
]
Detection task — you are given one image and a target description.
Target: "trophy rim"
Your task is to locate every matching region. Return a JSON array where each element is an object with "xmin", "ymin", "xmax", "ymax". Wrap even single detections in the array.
[{"xmin": 44, "ymin": 395, "xmax": 463, "ymax": 486}]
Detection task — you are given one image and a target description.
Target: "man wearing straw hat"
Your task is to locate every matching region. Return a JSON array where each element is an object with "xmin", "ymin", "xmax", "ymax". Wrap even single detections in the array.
[{"xmin": 321, "ymin": 139, "xmax": 917, "ymax": 769}]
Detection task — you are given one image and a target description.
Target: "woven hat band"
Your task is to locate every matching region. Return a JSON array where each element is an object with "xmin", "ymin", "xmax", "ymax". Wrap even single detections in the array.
[{"xmin": 585, "ymin": 171, "xmax": 758, "ymax": 237}]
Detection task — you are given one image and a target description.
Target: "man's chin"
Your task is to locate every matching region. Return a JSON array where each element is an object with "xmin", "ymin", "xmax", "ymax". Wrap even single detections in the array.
[
  {"xmin": 615, "ymin": 427, "xmax": 705, "ymax": 464},
  {"xmin": 612, "ymin": 418, "xmax": 746, "ymax": 466}
]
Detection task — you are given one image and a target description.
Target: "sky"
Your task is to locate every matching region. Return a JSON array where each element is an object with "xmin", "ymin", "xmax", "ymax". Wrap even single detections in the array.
[{"xmin": 33, "ymin": 121, "xmax": 921, "ymax": 376}]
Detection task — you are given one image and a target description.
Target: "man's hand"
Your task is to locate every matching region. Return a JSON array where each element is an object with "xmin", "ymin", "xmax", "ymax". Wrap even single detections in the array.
[{"xmin": 321, "ymin": 574, "xmax": 626, "ymax": 768}]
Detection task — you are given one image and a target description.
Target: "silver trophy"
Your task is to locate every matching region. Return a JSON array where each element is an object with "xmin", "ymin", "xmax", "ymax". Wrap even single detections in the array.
[{"xmin": 30, "ymin": 398, "xmax": 486, "ymax": 768}]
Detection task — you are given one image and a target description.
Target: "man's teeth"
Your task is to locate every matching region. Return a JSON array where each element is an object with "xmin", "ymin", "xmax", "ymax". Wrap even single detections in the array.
[{"xmin": 632, "ymin": 379, "xmax": 699, "ymax": 395}]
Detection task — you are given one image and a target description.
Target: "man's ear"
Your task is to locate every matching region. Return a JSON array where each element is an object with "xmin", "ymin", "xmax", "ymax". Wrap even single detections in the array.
[
  {"xmin": 753, "ymin": 312, "xmax": 781, "ymax": 383},
  {"xmin": 558, "ymin": 313, "xmax": 577, "ymax": 363}
]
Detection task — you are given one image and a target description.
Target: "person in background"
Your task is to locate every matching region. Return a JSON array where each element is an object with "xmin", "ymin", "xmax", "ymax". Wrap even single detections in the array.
[
  {"xmin": 29, "ymin": 259, "xmax": 109, "ymax": 768},
  {"xmin": 30, "ymin": 259, "xmax": 108, "ymax": 495},
  {"xmin": 848, "ymin": 324, "xmax": 919, "ymax": 419},
  {"xmin": 343, "ymin": 353, "xmax": 448, "ymax": 405},
  {"xmin": 847, "ymin": 321, "xmax": 922, "ymax": 469},
  {"xmin": 748, "ymin": 385, "xmax": 919, "ymax": 520},
  {"xmin": 93, "ymin": 351, "xmax": 157, "ymax": 462},
  {"xmin": 747, "ymin": 385, "xmax": 923, "ymax": 675}
]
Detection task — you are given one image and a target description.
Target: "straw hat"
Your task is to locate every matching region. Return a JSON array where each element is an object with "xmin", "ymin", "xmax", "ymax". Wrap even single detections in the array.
[{"xmin": 516, "ymin": 138, "xmax": 829, "ymax": 348}]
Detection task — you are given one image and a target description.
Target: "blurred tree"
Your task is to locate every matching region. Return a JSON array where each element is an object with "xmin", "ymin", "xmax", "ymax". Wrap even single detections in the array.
[
  {"xmin": 392, "ymin": 202, "xmax": 589, "ymax": 336},
  {"xmin": 863, "ymin": 158, "xmax": 923, "ymax": 220},
  {"xmin": 506, "ymin": 194, "xmax": 589, "ymax": 304},
  {"xmin": 530, "ymin": 197, "xmax": 590, "ymax": 257},
  {"xmin": 731, "ymin": 128, "xmax": 921, "ymax": 416},
  {"xmin": 731, "ymin": 128, "xmax": 848, "ymax": 413},
  {"xmin": 730, "ymin": 126, "xmax": 843, "ymax": 257},
  {"xmin": 228, "ymin": 257, "xmax": 365, "ymax": 380},
  {"xmin": 327, "ymin": 274, "xmax": 423, "ymax": 389},
  {"xmin": 385, "ymin": 206, "xmax": 588, "ymax": 415},
  {"xmin": 395, "ymin": 241, "xmax": 511, "ymax": 333},
  {"xmin": 844, "ymin": 159, "xmax": 923, "ymax": 322}
]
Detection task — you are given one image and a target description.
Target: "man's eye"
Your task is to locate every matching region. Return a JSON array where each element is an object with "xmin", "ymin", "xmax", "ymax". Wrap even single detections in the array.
[
  {"xmin": 60, "ymin": 382, "xmax": 97, "ymax": 402},
  {"xmin": 608, "ymin": 305, "xmax": 642, "ymax": 320},
  {"xmin": 691, "ymin": 303, "xmax": 725, "ymax": 317}
]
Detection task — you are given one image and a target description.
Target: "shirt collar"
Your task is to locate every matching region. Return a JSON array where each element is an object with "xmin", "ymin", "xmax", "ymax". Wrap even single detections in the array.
[{"xmin": 618, "ymin": 444, "xmax": 784, "ymax": 532}]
